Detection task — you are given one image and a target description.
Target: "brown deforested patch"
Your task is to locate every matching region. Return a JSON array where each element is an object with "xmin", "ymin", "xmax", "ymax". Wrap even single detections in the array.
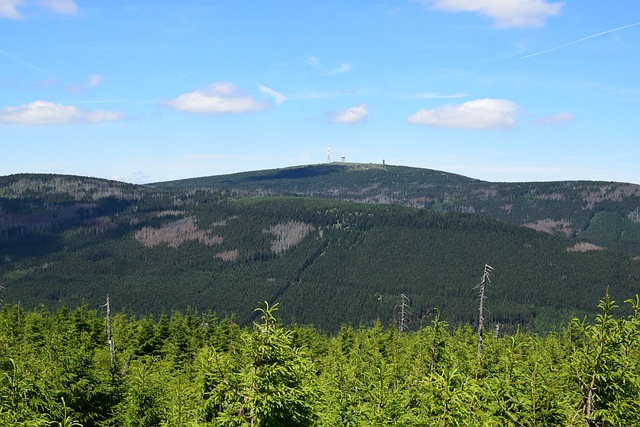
[
  {"xmin": 265, "ymin": 221, "xmax": 315, "ymax": 254},
  {"xmin": 615, "ymin": 183, "xmax": 640, "ymax": 198},
  {"xmin": 215, "ymin": 249, "xmax": 239, "ymax": 262},
  {"xmin": 581, "ymin": 185, "xmax": 611, "ymax": 209},
  {"xmin": 359, "ymin": 194, "xmax": 394, "ymax": 204},
  {"xmin": 523, "ymin": 218, "xmax": 573, "ymax": 236},
  {"xmin": 536, "ymin": 192, "xmax": 564, "ymax": 201},
  {"xmin": 566, "ymin": 242, "xmax": 604, "ymax": 252},
  {"xmin": 408, "ymin": 197, "xmax": 433, "ymax": 208},
  {"xmin": 135, "ymin": 217, "xmax": 223, "ymax": 248},
  {"xmin": 476, "ymin": 188, "xmax": 499, "ymax": 199},
  {"xmin": 581, "ymin": 184, "xmax": 640, "ymax": 209},
  {"xmin": 457, "ymin": 205, "xmax": 477, "ymax": 214}
]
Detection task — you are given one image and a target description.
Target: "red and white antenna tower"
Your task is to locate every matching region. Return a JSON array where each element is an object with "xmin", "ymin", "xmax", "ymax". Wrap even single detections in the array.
[{"xmin": 327, "ymin": 143, "xmax": 331, "ymax": 162}]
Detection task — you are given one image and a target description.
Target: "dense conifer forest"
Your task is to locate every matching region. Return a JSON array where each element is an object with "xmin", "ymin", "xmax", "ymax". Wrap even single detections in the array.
[
  {"xmin": 157, "ymin": 163, "xmax": 640, "ymax": 256},
  {"xmin": 1, "ymin": 293, "xmax": 639, "ymax": 426},
  {"xmin": 2, "ymin": 169, "xmax": 640, "ymax": 332},
  {"xmin": 2, "ymin": 168, "xmax": 640, "ymax": 425}
]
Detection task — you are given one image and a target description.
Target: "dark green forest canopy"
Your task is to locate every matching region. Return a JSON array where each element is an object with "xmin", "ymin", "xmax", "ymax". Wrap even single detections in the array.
[
  {"xmin": 2, "ymin": 169, "xmax": 640, "ymax": 333},
  {"xmin": 154, "ymin": 163, "xmax": 640, "ymax": 255}
]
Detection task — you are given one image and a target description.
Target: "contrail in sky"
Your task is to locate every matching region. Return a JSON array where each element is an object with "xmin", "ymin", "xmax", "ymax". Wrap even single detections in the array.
[
  {"xmin": 0, "ymin": 48, "xmax": 50, "ymax": 74},
  {"xmin": 521, "ymin": 22, "xmax": 640, "ymax": 59}
]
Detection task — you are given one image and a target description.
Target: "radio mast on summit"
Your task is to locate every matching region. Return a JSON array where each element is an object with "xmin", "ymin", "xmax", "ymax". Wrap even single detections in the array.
[{"xmin": 327, "ymin": 143, "xmax": 331, "ymax": 162}]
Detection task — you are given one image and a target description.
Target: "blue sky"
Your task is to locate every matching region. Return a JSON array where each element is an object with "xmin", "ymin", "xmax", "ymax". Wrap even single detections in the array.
[{"xmin": 1, "ymin": 1, "xmax": 639, "ymax": 184}]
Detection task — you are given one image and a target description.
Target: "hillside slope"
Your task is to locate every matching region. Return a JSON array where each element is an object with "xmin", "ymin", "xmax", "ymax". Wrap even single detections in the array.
[
  {"xmin": 156, "ymin": 163, "xmax": 640, "ymax": 256},
  {"xmin": 2, "ymin": 173, "xmax": 639, "ymax": 332}
]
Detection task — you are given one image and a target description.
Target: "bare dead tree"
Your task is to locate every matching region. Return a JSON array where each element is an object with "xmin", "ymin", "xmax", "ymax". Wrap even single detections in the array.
[
  {"xmin": 475, "ymin": 264, "xmax": 494, "ymax": 355},
  {"xmin": 135, "ymin": 217, "xmax": 223, "ymax": 248},
  {"xmin": 264, "ymin": 221, "xmax": 315, "ymax": 254},
  {"xmin": 100, "ymin": 295, "xmax": 115, "ymax": 365},
  {"xmin": 398, "ymin": 294, "xmax": 411, "ymax": 333},
  {"xmin": 121, "ymin": 354, "xmax": 132, "ymax": 377}
]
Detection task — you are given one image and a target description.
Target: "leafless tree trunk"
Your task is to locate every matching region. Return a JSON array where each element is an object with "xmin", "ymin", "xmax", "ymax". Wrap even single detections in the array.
[
  {"xmin": 398, "ymin": 294, "xmax": 411, "ymax": 333},
  {"xmin": 101, "ymin": 296, "xmax": 115, "ymax": 365},
  {"xmin": 475, "ymin": 264, "xmax": 493, "ymax": 355}
]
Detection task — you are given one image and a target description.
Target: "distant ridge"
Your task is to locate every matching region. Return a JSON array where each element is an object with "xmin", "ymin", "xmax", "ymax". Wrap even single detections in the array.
[
  {"xmin": 154, "ymin": 162, "xmax": 640, "ymax": 256},
  {"xmin": 153, "ymin": 162, "xmax": 480, "ymax": 189}
]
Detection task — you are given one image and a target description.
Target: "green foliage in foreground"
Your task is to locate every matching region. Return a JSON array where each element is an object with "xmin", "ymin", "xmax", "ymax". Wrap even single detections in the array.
[{"xmin": 1, "ymin": 293, "xmax": 639, "ymax": 427}]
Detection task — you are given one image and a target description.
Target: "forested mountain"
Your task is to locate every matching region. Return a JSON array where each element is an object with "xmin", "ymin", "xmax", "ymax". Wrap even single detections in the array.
[
  {"xmin": 157, "ymin": 162, "xmax": 640, "ymax": 256},
  {"xmin": 1, "ymin": 169, "xmax": 640, "ymax": 332}
]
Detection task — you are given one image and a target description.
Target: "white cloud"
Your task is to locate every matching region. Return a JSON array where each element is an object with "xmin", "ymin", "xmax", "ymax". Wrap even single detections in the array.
[
  {"xmin": 166, "ymin": 83, "xmax": 267, "ymax": 114},
  {"xmin": 332, "ymin": 104, "xmax": 369, "ymax": 124},
  {"xmin": 0, "ymin": 0, "xmax": 24, "ymax": 19},
  {"xmin": 424, "ymin": 0, "xmax": 564, "ymax": 28},
  {"xmin": 0, "ymin": 100, "xmax": 124, "ymax": 124},
  {"xmin": 406, "ymin": 98, "xmax": 517, "ymax": 129},
  {"xmin": 258, "ymin": 84, "xmax": 287, "ymax": 104},
  {"xmin": 534, "ymin": 112, "xmax": 574, "ymax": 125},
  {"xmin": 1, "ymin": 0, "xmax": 77, "ymax": 18},
  {"xmin": 38, "ymin": 0, "xmax": 77, "ymax": 15}
]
